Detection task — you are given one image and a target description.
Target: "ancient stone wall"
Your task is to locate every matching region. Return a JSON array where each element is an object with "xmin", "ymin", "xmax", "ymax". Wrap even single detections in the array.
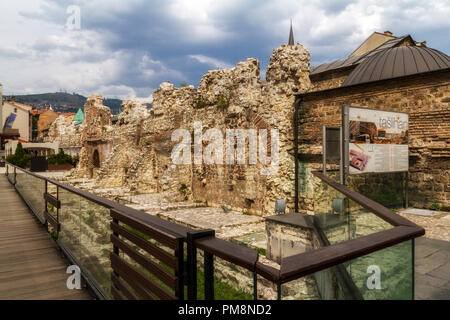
[
  {"xmin": 75, "ymin": 94, "xmax": 113, "ymax": 178},
  {"xmin": 74, "ymin": 44, "xmax": 312, "ymax": 216},
  {"xmin": 297, "ymin": 70, "xmax": 450, "ymax": 212},
  {"xmin": 45, "ymin": 115, "xmax": 83, "ymax": 151}
]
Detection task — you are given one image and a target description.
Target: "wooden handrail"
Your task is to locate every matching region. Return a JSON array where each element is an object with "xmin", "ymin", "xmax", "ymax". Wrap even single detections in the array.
[{"xmin": 5, "ymin": 162, "xmax": 425, "ymax": 290}]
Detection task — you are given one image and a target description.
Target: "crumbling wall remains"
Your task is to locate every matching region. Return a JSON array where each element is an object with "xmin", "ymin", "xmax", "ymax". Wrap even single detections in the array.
[{"xmin": 73, "ymin": 44, "xmax": 312, "ymax": 215}]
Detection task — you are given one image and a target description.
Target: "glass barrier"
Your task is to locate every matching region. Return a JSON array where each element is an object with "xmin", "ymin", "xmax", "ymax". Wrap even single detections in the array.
[
  {"xmin": 58, "ymin": 187, "xmax": 81, "ymax": 263},
  {"xmin": 58, "ymin": 186, "xmax": 113, "ymax": 298},
  {"xmin": 211, "ymin": 254, "xmax": 254, "ymax": 300},
  {"xmin": 79, "ymin": 195, "xmax": 113, "ymax": 298},
  {"xmin": 313, "ymin": 174, "xmax": 392, "ymax": 245},
  {"xmin": 325, "ymin": 171, "xmax": 406, "ymax": 209},
  {"xmin": 14, "ymin": 169, "xmax": 46, "ymax": 222},
  {"xmin": 282, "ymin": 240, "xmax": 414, "ymax": 300}
]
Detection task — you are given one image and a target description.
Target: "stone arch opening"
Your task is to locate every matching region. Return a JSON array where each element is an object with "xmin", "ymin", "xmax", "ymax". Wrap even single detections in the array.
[{"xmin": 93, "ymin": 149, "xmax": 100, "ymax": 168}]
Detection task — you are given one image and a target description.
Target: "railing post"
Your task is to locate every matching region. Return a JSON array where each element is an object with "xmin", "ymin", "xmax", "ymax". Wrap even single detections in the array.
[
  {"xmin": 56, "ymin": 185, "xmax": 60, "ymax": 237},
  {"xmin": 111, "ymin": 211, "xmax": 121, "ymax": 298},
  {"xmin": 253, "ymin": 272, "xmax": 258, "ymax": 300},
  {"xmin": 277, "ymin": 283, "xmax": 281, "ymax": 300},
  {"xmin": 186, "ymin": 229, "xmax": 215, "ymax": 300},
  {"xmin": 13, "ymin": 166, "xmax": 16, "ymax": 185},
  {"xmin": 175, "ymin": 239, "xmax": 185, "ymax": 300},
  {"xmin": 44, "ymin": 180, "xmax": 48, "ymax": 232},
  {"xmin": 204, "ymin": 251, "xmax": 214, "ymax": 300}
]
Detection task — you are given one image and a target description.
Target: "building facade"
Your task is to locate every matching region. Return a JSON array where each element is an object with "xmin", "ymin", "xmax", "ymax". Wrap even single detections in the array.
[{"xmin": 296, "ymin": 32, "xmax": 450, "ymax": 212}]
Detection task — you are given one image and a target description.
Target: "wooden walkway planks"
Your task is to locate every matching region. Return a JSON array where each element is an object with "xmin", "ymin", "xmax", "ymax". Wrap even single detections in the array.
[{"xmin": 0, "ymin": 175, "xmax": 92, "ymax": 300}]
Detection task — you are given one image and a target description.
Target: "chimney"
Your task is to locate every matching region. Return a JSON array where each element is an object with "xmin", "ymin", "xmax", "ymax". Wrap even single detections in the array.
[{"xmin": 384, "ymin": 30, "xmax": 393, "ymax": 37}]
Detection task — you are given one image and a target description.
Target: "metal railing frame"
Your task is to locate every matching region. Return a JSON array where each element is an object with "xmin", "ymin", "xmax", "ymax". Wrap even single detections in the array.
[{"xmin": 4, "ymin": 163, "xmax": 425, "ymax": 300}]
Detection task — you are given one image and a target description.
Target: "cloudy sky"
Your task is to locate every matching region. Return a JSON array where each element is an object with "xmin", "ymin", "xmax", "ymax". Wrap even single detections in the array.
[{"xmin": 1, "ymin": 0, "xmax": 449, "ymax": 102}]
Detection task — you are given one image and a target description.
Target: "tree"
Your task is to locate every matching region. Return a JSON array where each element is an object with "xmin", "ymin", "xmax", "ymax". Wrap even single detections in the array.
[
  {"xmin": 47, "ymin": 149, "xmax": 75, "ymax": 166},
  {"xmin": 6, "ymin": 142, "xmax": 31, "ymax": 168}
]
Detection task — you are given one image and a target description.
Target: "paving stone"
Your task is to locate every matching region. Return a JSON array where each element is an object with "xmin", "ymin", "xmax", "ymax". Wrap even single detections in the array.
[
  {"xmin": 415, "ymin": 283, "xmax": 450, "ymax": 300},
  {"xmin": 427, "ymin": 263, "xmax": 450, "ymax": 281}
]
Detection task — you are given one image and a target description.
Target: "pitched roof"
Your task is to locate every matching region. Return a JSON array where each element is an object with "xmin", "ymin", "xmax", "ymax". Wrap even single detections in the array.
[
  {"xmin": 311, "ymin": 35, "xmax": 413, "ymax": 76},
  {"xmin": 341, "ymin": 46, "xmax": 450, "ymax": 87}
]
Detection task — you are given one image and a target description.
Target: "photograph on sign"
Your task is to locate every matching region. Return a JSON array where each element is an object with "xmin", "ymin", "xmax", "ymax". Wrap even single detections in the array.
[{"xmin": 347, "ymin": 107, "xmax": 409, "ymax": 175}]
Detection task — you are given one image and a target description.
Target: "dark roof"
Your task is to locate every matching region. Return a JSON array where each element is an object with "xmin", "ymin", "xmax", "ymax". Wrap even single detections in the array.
[
  {"xmin": 310, "ymin": 35, "xmax": 412, "ymax": 76},
  {"xmin": 341, "ymin": 46, "xmax": 450, "ymax": 87}
]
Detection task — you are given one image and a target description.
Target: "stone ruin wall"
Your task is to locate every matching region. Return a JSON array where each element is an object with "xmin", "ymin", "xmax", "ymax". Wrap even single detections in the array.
[
  {"xmin": 298, "ymin": 71, "xmax": 450, "ymax": 213},
  {"xmin": 45, "ymin": 114, "xmax": 83, "ymax": 156},
  {"xmin": 72, "ymin": 44, "xmax": 312, "ymax": 216}
]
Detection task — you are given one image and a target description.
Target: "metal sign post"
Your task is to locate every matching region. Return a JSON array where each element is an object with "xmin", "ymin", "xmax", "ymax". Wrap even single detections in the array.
[{"xmin": 322, "ymin": 126, "xmax": 342, "ymax": 179}]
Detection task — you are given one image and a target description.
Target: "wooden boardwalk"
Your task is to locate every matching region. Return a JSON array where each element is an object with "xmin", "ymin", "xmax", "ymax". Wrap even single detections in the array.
[{"xmin": 0, "ymin": 175, "xmax": 92, "ymax": 300}]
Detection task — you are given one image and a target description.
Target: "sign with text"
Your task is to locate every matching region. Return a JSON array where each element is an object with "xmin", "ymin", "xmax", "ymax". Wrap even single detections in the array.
[{"xmin": 344, "ymin": 107, "xmax": 409, "ymax": 175}]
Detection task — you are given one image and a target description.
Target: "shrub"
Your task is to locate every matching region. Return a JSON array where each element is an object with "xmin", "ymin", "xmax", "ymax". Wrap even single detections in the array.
[
  {"xmin": 47, "ymin": 149, "xmax": 74, "ymax": 165},
  {"xmin": 195, "ymin": 99, "xmax": 207, "ymax": 109},
  {"xmin": 217, "ymin": 95, "xmax": 230, "ymax": 109},
  {"xmin": 429, "ymin": 203, "xmax": 441, "ymax": 211},
  {"xmin": 6, "ymin": 142, "xmax": 31, "ymax": 168}
]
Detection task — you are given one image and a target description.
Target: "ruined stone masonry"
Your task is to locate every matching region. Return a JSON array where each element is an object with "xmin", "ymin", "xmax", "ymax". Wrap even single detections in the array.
[{"xmin": 72, "ymin": 44, "xmax": 312, "ymax": 216}]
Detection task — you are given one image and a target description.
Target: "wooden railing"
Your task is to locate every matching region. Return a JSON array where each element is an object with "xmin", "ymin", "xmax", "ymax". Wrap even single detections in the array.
[
  {"xmin": 110, "ymin": 208, "xmax": 185, "ymax": 300},
  {"xmin": 4, "ymin": 163, "xmax": 425, "ymax": 300}
]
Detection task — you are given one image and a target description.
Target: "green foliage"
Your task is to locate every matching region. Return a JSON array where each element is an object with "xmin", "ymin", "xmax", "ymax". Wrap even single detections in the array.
[
  {"xmin": 71, "ymin": 155, "xmax": 79, "ymax": 166},
  {"xmin": 84, "ymin": 211, "xmax": 95, "ymax": 225},
  {"xmin": 47, "ymin": 149, "xmax": 74, "ymax": 165},
  {"xmin": 48, "ymin": 203, "xmax": 55, "ymax": 214},
  {"xmin": 217, "ymin": 95, "xmax": 230, "ymax": 109},
  {"xmin": 256, "ymin": 247, "xmax": 266, "ymax": 256},
  {"xmin": 179, "ymin": 184, "xmax": 188, "ymax": 200},
  {"xmin": 195, "ymin": 99, "xmax": 207, "ymax": 109},
  {"xmin": 6, "ymin": 142, "xmax": 31, "ymax": 168},
  {"xmin": 429, "ymin": 203, "xmax": 442, "ymax": 211},
  {"xmin": 10, "ymin": 92, "xmax": 123, "ymax": 114},
  {"xmin": 180, "ymin": 82, "xmax": 188, "ymax": 88},
  {"xmin": 50, "ymin": 231, "xmax": 58, "ymax": 241}
]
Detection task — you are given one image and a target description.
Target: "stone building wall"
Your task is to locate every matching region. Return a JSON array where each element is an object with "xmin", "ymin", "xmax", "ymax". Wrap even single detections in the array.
[
  {"xmin": 74, "ymin": 44, "xmax": 312, "ymax": 216},
  {"xmin": 297, "ymin": 70, "xmax": 450, "ymax": 213},
  {"xmin": 309, "ymin": 67, "xmax": 353, "ymax": 92}
]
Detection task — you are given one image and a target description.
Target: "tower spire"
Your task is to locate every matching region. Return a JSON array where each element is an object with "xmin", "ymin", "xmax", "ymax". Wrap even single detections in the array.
[{"xmin": 288, "ymin": 19, "xmax": 295, "ymax": 45}]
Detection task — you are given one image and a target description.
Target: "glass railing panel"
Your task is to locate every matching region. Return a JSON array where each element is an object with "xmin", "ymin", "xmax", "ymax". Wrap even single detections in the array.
[
  {"xmin": 18, "ymin": 173, "xmax": 46, "ymax": 221},
  {"xmin": 280, "ymin": 274, "xmax": 320, "ymax": 300},
  {"xmin": 14, "ymin": 170, "xmax": 46, "ymax": 221},
  {"xmin": 58, "ymin": 187, "xmax": 81, "ymax": 263},
  {"xmin": 79, "ymin": 196, "xmax": 112, "ymax": 298},
  {"xmin": 282, "ymin": 240, "xmax": 414, "ymax": 300},
  {"xmin": 313, "ymin": 175, "xmax": 394, "ymax": 245},
  {"xmin": 211, "ymin": 255, "xmax": 254, "ymax": 300},
  {"xmin": 345, "ymin": 240, "xmax": 413, "ymax": 300},
  {"xmin": 325, "ymin": 171, "xmax": 406, "ymax": 209},
  {"xmin": 346, "ymin": 172, "xmax": 406, "ymax": 209}
]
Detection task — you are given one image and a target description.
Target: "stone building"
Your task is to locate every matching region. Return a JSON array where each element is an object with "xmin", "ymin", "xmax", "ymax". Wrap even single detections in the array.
[{"xmin": 297, "ymin": 32, "xmax": 450, "ymax": 212}]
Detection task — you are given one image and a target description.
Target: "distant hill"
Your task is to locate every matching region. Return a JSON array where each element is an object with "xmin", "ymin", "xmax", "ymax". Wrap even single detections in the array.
[{"xmin": 7, "ymin": 92, "xmax": 124, "ymax": 114}]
